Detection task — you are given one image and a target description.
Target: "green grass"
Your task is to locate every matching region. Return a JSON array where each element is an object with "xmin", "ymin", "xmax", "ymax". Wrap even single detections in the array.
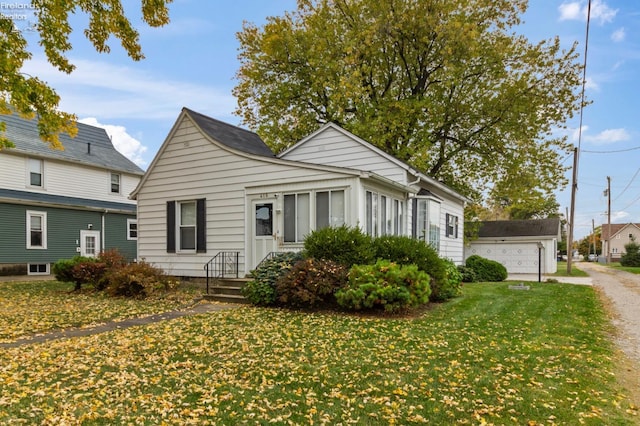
[
  {"xmin": 0, "ymin": 280, "xmax": 201, "ymax": 342},
  {"xmin": 608, "ymin": 262, "xmax": 640, "ymax": 274},
  {"xmin": 0, "ymin": 281, "xmax": 637, "ymax": 424},
  {"xmin": 554, "ymin": 261, "xmax": 589, "ymax": 277}
]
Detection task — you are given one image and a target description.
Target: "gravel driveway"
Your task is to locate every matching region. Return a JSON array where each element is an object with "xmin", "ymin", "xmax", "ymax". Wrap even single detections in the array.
[{"xmin": 578, "ymin": 262, "xmax": 640, "ymax": 364}]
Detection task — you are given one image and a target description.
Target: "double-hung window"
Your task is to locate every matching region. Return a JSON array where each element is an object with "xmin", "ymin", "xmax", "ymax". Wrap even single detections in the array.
[
  {"xmin": 26, "ymin": 211, "xmax": 47, "ymax": 249},
  {"xmin": 166, "ymin": 199, "xmax": 206, "ymax": 253},
  {"xmin": 110, "ymin": 172, "xmax": 121, "ymax": 194},
  {"xmin": 446, "ymin": 213, "xmax": 458, "ymax": 238},
  {"xmin": 28, "ymin": 158, "xmax": 43, "ymax": 187},
  {"xmin": 127, "ymin": 219, "xmax": 138, "ymax": 240}
]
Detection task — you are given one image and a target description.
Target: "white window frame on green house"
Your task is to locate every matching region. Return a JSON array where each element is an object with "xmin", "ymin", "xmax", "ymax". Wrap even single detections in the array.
[
  {"xmin": 127, "ymin": 218, "xmax": 138, "ymax": 240},
  {"xmin": 27, "ymin": 158, "xmax": 44, "ymax": 188},
  {"xmin": 26, "ymin": 210, "xmax": 47, "ymax": 249},
  {"xmin": 28, "ymin": 263, "xmax": 50, "ymax": 275}
]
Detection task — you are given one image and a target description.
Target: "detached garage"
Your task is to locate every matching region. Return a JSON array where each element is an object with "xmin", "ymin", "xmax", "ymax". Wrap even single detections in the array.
[{"xmin": 464, "ymin": 218, "xmax": 561, "ymax": 274}]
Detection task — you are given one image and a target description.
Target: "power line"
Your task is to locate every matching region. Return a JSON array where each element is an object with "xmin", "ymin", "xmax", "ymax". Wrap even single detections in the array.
[
  {"xmin": 613, "ymin": 167, "xmax": 640, "ymax": 202},
  {"xmin": 582, "ymin": 145, "xmax": 640, "ymax": 153}
]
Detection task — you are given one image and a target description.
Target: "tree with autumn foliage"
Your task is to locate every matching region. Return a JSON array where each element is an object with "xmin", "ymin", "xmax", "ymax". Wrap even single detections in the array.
[
  {"xmin": 234, "ymin": 0, "xmax": 583, "ymax": 209},
  {"xmin": 0, "ymin": 0, "xmax": 172, "ymax": 150}
]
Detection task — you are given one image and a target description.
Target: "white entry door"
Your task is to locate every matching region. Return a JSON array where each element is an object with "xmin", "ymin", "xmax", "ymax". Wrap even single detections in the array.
[
  {"xmin": 251, "ymin": 200, "xmax": 277, "ymax": 269},
  {"xmin": 80, "ymin": 230, "xmax": 101, "ymax": 258}
]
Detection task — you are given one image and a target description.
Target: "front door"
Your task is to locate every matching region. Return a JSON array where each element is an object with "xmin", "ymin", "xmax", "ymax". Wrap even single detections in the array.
[
  {"xmin": 80, "ymin": 230, "xmax": 101, "ymax": 258},
  {"xmin": 251, "ymin": 201, "xmax": 277, "ymax": 269}
]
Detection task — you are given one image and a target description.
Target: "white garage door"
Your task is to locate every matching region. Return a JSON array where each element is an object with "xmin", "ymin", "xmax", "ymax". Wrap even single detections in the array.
[{"xmin": 466, "ymin": 242, "xmax": 541, "ymax": 274}]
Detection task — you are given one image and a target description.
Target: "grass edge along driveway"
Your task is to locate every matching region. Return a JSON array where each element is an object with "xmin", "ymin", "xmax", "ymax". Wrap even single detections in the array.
[{"xmin": 0, "ymin": 281, "xmax": 638, "ymax": 424}]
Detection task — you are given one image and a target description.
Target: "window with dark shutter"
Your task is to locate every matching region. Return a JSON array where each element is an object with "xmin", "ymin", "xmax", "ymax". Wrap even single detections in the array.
[
  {"xmin": 167, "ymin": 201, "xmax": 176, "ymax": 253},
  {"xmin": 196, "ymin": 198, "xmax": 206, "ymax": 253}
]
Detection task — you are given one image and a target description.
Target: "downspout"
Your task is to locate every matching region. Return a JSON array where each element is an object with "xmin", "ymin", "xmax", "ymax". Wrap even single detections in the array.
[{"xmin": 101, "ymin": 210, "xmax": 106, "ymax": 252}]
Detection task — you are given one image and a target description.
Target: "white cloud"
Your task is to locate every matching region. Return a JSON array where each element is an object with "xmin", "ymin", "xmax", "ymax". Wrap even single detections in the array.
[
  {"xmin": 559, "ymin": 0, "xmax": 617, "ymax": 24},
  {"xmin": 611, "ymin": 27, "xmax": 625, "ymax": 42},
  {"xmin": 612, "ymin": 210, "xmax": 630, "ymax": 221},
  {"xmin": 21, "ymin": 57, "xmax": 236, "ymax": 121},
  {"xmin": 78, "ymin": 117, "xmax": 148, "ymax": 168},
  {"xmin": 585, "ymin": 128, "xmax": 631, "ymax": 145}
]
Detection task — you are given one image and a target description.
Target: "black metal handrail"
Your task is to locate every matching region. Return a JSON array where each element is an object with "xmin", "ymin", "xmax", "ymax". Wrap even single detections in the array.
[{"xmin": 204, "ymin": 251, "xmax": 239, "ymax": 294}]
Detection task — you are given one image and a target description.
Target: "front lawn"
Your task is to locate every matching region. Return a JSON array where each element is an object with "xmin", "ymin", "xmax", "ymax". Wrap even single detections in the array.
[
  {"xmin": 0, "ymin": 281, "xmax": 637, "ymax": 424},
  {"xmin": 554, "ymin": 260, "xmax": 589, "ymax": 277},
  {"xmin": 608, "ymin": 262, "xmax": 640, "ymax": 274},
  {"xmin": 0, "ymin": 280, "xmax": 200, "ymax": 342}
]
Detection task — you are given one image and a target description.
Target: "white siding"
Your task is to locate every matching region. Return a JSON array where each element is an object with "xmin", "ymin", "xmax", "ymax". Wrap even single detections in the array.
[
  {"xmin": 136, "ymin": 117, "xmax": 360, "ymax": 277},
  {"xmin": 0, "ymin": 151, "xmax": 139, "ymax": 205},
  {"xmin": 280, "ymin": 126, "xmax": 407, "ymax": 184}
]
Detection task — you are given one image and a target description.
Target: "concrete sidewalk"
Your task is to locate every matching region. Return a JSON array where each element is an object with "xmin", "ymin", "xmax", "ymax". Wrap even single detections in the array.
[{"xmin": 507, "ymin": 273, "xmax": 593, "ymax": 285}]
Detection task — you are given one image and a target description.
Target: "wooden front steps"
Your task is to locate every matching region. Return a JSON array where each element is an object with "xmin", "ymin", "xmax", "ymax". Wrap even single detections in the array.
[{"xmin": 202, "ymin": 278, "xmax": 251, "ymax": 304}]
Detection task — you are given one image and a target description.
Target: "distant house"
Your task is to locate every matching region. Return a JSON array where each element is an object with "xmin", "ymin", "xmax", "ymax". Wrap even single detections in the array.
[
  {"xmin": 602, "ymin": 223, "xmax": 640, "ymax": 261},
  {"xmin": 464, "ymin": 218, "xmax": 561, "ymax": 274},
  {"xmin": 0, "ymin": 113, "xmax": 144, "ymax": 276},
  {"xmin": 131, "ymin": 108, "xmax": 468, "ymax": 278}
]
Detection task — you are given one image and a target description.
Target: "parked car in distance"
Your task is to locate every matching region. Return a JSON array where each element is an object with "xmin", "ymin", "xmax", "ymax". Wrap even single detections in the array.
[{"xmin": 588, "ymin": 254, "xmax": 597, "ymax": 262}]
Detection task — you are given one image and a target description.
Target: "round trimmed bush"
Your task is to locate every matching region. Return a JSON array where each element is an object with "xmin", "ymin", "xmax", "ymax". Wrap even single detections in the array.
[
  {"xmin": 243, "ymin": 252, "xmax": 303, "ymax": 305},
  {"xmin": 303, "ymin": 225, "xmax": 375, "ymax": 267},
  {"xmin": 465, "ymin": 255, "xmax": 507, "ymax": 282}
]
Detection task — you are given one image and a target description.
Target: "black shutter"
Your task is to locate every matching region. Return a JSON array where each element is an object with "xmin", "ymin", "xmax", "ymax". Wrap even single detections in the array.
[
  {"xmin": 411, "ymin": 198, "xmax": 417, "ymax": 238},
  {"xmin": 167, "ymin": 201, "xmax": 176, "ymax": 253},
  {"xmin": 196, "ymin": 198, "xmax": 207, "ymax": 253},
  {"xmin": 454, "ymin": 216, "xmax": 459, "ymax": 239}
]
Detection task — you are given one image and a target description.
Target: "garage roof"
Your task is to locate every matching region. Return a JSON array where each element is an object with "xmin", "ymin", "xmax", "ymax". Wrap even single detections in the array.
[{"xmin": 475, "ymin": 218, "xmax": 561, "ymax": 238}]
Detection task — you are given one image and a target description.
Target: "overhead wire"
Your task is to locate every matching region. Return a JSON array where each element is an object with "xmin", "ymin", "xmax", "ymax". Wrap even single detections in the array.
[{"xmin": 612, "ymin": 167, "xmax": 640, "ymax": 202}]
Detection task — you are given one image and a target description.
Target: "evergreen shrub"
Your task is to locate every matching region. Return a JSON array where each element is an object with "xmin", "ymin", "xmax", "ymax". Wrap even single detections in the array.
[
  {"xmin": 465, "ymin": 255, "xmax": 507, "ymax": 282},
  {"xmin": 303, "ymin": 225, "xmax": 374, "ymax": 267},
  {"xmin": 336, "ymin": 260, "xmax": 431, "ymax": 313},
  {"xmin": 243, "ymin": 252, "xmax": 303, "ymax": 305}
]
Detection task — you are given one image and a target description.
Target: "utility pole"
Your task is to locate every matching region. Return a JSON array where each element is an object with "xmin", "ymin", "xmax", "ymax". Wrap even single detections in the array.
[
  {"xmin": 567, "ymin": 147, "xmax": 578, "ymax": 274},
  {"xmin": 592, "ymin": 218, "xmax": 595, "ymax": 259},
  {"xmin": 606, "ymin": 176, "xmax": 611, "ymax": 263}
]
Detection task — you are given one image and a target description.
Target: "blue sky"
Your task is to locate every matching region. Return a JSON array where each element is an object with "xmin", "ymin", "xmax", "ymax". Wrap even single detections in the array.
[{"xmin": 9, "ymin": 0, "xmax": 640, "ymax": 240}]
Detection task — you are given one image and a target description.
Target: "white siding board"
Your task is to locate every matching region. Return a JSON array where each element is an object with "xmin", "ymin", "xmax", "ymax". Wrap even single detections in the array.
[
  {"xmin": 281, "ymin": 127, "xmax": 406, "ymax": 183},
  {"xmin": 0, "ymin": 150, "xmax": 139, "ymax": 206},
  {"xmin": 137, "ymin": 118, "xmax": 360, "ymax": 276}
]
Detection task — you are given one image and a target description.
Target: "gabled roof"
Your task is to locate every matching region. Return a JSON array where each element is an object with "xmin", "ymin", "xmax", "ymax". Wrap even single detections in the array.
[
  {"xmin": 475, "ymin": 218, "xmax": 561, "ymax": 238},
  {"xmin": 278, "ymin": 122, "xmax": 469, "ymax": 203},
  {"xmin": 1, "ymin": 112, "xmax": 144, "ymax": 175},
  {"xmin": 183, "ymin": 108, "xmax": 275, "ymax": 157},
  {"xmin": 602, "ymin": 223, "xmax": 640, "ymax": 240},
  {"xmin": 0, "ymin": 188, "xmax": 135, "ymax": 213}
]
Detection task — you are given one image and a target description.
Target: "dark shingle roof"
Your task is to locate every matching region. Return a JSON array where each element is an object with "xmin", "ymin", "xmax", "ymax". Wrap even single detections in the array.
[
  {"xmin": 184, "ymin": 108, "xmax": 275, "ymax": 157},
  {"xmin": 1, "ymin": 112, "xmax": 144, "ymax": 175},
  {"xmin": 476, "ymin": 218, "xmax": 561, "ymax": 238},
  {"xmin": 0, "ymin": 188, "xmax": 136, "ymax": 213}
]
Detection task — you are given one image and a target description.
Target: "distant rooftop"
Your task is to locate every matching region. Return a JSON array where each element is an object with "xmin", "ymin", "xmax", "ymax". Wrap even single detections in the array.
[{"xmin": 1, "ymin": 112, "xmax": 144, "ymax": 175}]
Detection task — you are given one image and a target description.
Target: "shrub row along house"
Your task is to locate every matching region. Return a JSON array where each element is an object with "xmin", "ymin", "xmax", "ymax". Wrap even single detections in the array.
[
  {"xmin": 0, "ymin": 113, "xmax": 143, "ymax": 276},
  {"xmin": 131, "ymin": 108, "xmax": 469, "ymax": 278}
]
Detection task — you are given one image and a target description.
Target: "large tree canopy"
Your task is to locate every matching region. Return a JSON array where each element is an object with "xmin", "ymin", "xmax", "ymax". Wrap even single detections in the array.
[
  {"xmin": 1, "ymin": 0, "xmax": 172, "ymax": 150},
  {"xmin": 234, "ymin": 0, "xmax": 584, "ymax": 210}
]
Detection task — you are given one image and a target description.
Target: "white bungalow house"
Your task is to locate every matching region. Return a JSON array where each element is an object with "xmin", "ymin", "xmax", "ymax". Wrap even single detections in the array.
[
  {"xmin": 131, "ymin": 108, "xmax": 468, "ymax": 277},
  {"xmin": 464, "ymin": 218, "xmax": 561, "ymax": 274}
]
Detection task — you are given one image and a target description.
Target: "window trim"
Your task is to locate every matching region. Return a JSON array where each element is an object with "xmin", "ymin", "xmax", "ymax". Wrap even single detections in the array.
[
  {"xmin": 284, "ymin": 192, "xmax": 310, "ymax": 243},
  {"xmin": 26, "ymin": 210, "xmax": 47, "ymax": 249},
  {"xmin": 110, "ymin": 172, "xmax": 121, "ymax": 194},
  {"xmin": 446, "ymin": 213, "xmax": 459, "ymax": 238},
  {"xmin": 178, "ymin": 200, "xmax": 197, "ymax": 252},
  {"xmin": 127, "ymin": 218, "xmax": 138, "ymax": 240},
  {"xmin": 27, "ymin": 158, "xmax": 44, "ymax": 188},
  {"xmin": 412, "ymin": 197, "xmax": 441, "ymax": 250},
  {"xmin": 28, "ymin": 263, "xmax": 50, "ymax": 275},
  {"xmin": 166, "ymin": 199, "xmax": 206, "ymax": 253},
  {"xmin": 366, "ymin": 189, "xmax": 403, "ymax": 237}
]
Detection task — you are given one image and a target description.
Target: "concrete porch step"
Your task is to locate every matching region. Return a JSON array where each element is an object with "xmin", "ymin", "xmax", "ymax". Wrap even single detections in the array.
[{"xmin": 204, "ymin": 278, "xmax": 251, "ymax": 304}]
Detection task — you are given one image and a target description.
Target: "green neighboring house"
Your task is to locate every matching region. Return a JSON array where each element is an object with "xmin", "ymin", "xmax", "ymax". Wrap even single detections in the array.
[{"xmin": 0, "ymin": 113, "xmax": 144, "ymax": 276}]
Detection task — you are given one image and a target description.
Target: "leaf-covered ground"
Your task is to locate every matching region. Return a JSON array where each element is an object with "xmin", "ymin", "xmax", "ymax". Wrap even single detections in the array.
[
  {"xmin": 0, "ymin": 280, "xmax": 199, "ymax": 342},
  {"xmin": 0, "ymin": 282, "xmax": 637, "ymax": 424}
]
